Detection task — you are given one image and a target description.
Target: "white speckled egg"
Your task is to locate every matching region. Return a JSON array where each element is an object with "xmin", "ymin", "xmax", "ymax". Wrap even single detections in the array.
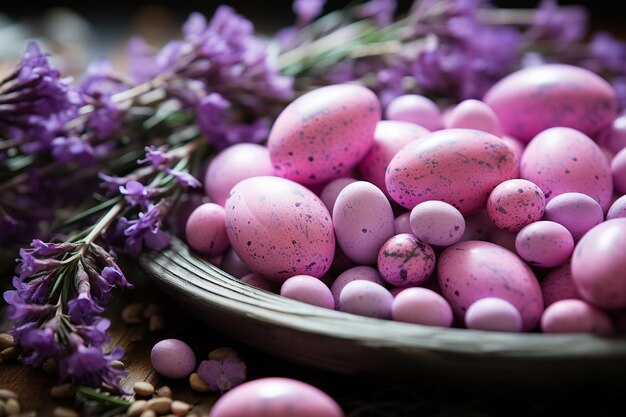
[
  {"xmin": 224, "ymin": 176, "xmax": 335, "ymax": 282},
  {"xmin": 268, "ymin": 84, "xmax": 381, "ymax": 185}
]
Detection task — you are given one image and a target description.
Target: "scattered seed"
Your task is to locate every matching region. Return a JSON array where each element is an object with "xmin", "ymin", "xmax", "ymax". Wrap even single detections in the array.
[
  {"xmin": 50, "ymin": 383, "xmax": 77, "ymax": 399},
  {"xmin": 4, "ymin": 398, "xmax": 20, "ymax": 416},
  {"xmin": 111, "ymin": 360, "xmax": 125, "ymax": 370},
  {"xmin": 189, "ymin": 373, "xmax": 210, "ymax": 392},
  {"xmin": 0, "ymin": 334, "xmax": 14, "ymax": 350},
  {"xmin": 171, "ymin": 400, "xmax": 191, "ymax": 416},
  {"xmin": 155, "ymin": 386, "xmax": 172, "ymax": 398},
  {"xmin": 128, "ymin": 400, "xmax": 148, "ymax": 417},
  {"xmin": 143, "ymin": 303, "xmax": 160, "ymax": 318},
  {"xmin": 122, "ymin": 302, "xmax": 145, "ymax": 324},
  {"xmin": 140, "ymin": 410, "xmax": 157, "ymax": 417},
  {"xmin": 133, "ymin": 381, "xmax": 155, "ymax": 397},
  {"xmin": 52, "ymin": 407, "xmax": 79, "ymax": 417},
  {"xmin": 42, "ymin": 358, "xmax": 58, "ymax": 375},
  {"xmin": 208, "ymin": 347, "xmax": 238, "ymax": 361},
  {"xmin": 0, "ymin": 347, "xmax": 20, "ymax": 362},
  {"xmin": 149, "ymin": 315, "xmax": 164, "ymax": 332},
  {"xmin": 0, "ymin": 389, "xmax": 17, "ymax": 400},
  {"xmin": 146, "ymin": 397, "xmax": 172, "ymax": 414}
]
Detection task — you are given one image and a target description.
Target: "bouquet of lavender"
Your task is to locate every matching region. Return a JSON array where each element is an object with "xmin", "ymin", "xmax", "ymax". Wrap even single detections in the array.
[{"xmin": 1, "ymin": 0, "xmax": 625, "ymax": 392}]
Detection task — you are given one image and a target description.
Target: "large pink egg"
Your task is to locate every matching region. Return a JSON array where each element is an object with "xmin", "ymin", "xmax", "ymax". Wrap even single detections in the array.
[
  {"xmin": 209, "ymin": 377, "xmax": 344, "ymax": 417},
  {"xmin": 225, "ymin": 176, "xmax": 335, "ymax": 282},
  {"xmin": 438, "ymin": 240, "xmax": 543, "ymax": 331},
  {"xmin": 520, "ymin": 127, "xmax": 613, "ymax": 212},
  {"xmin": 268, "ymin": 84, "xmax": 381, "ymax": 185},
  {"xmin": 571, "ymin": 218, "xmax": 626, "ymax": 310},
  {"xmin": 483, "ymin": 64, "xmax": 618, "ymax": 142},
  {"xmin": 385, "ymin": 129, "xmax": 518, "ymax": 213}
]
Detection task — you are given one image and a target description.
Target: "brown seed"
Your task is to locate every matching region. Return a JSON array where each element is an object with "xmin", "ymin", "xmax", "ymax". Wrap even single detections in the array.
[
  {"xmin": 128, "ymin": 400, "xmax": 148, "ymax": 417},
  {"xmin": 149, "ymin": 315, "xmax": 164, "ymax": 332},
  {"xmin": 143, "ymin": 303, "xmax": 160, "ymax": 318},
  {"xmin": 0, "ymin": 334, "xmax": 14, "ymax": 350},
  {"xmin": 133, "ymin": 381, "xmax": 155, "ymax": 397},
  {"xmin": 50, "ymin": 383, "xmax": 77, "ymax": 399},
  {"xmin": 52, "ymin": 407, "xmax": 79, "ymax": 417},
  {"xmin": 4, "ymin": 398, "xmax": 20, "ymax": 416},
  {"xmin": 171, "ymin": 400, "xmax": 191, "ymax": 416},
  {"xmin": 122, "ymin": 302, "xmax": 145, "ymax": 324},
  {"xmin": 0, "ymin": 347, "xmax": 20, "ymax": 362},
  {"xmin": 111, "ymin": 360, "xmax": 125, "ymax": 370},
  {"xmin": 208, "ymin": 347, "xmax": 239, "ymax": 361},
  {"xmin": 189, "ymin": 373, "xmax": 210, "ymax": 392},
  {"xmin": 140, "ymin": 410, "xmax": 157, "ymax": 417},
  {"xmin": 155, "ymin": 386, "xmax": 172, "ymax": 398},
  {"xmin": 42, "ymin": 358, "xmax": 58, "ymax": 375},
  {"xmin": 146, "ymin": 397, "xmax": 172, "ymax": 414},
  {"xmin": 0, "ymin": 389, "xmax": 17, "ymax": 400}
]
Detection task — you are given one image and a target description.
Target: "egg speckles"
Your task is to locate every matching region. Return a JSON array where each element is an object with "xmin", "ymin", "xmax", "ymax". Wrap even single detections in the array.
[
  {"xmin": 268, "ymin": 84, "xmax": 381, "ymax": 185},
  {"xmin": 224, "ymin": 176, "xmax": 335, "ymax": 283}
]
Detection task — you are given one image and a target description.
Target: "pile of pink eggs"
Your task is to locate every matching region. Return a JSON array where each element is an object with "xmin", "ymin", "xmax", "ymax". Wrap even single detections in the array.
[{"xmin": 185, "ymin": 63, "xmax": 626, "ymax": 335}]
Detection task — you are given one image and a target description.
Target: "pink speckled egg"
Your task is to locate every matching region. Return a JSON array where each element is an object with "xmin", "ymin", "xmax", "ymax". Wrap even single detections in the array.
[
  {"xmin": 385, "ymin": 94, "xmax": 443, "ymax": 131},
  {"xmin": 330, "ymin": 266, "xmax": 385, "ymax": 307},
  {"xmin": 385, "ymin": 129, "xmax": 518, "ymax": 213},
  {"xmin": 280, "ymin": 275, "xmax": 335, "ymax": 309},
  {"xmin": 338, "ymin": 280, "xmax": 393, "ymax": 319},
  {"xmin": 543, "ymin": 192, "xmax": 604, "ymax": 241},
  {"xmin": 600, "ymin": 112, "xmax": 626, "ymax": 154},
  {"xmin": 209, "ymin": 377, "xmax": 344, "ymax": 417},
  {"xmin": 540, "ymin": 261, "xmax": 581, "ymax": 307},
  {"xmin": 515, "ymin": 221, "xmax": 574, "ymax": 268},
  {"xmin": 185, "ymin": 203, "xmax": 230, "ymax": 255},
  {"xmin": 391, "ymin": 287, "xmax": 453, "ymax": 327},
  {"xmin": 520, "ymin": 127, "xmax": 613, "ymax": 212},
  {"xmin": 444, "ymin": 99, "xmax": 502, "ymax": 136},
  {"xmin": 607, "ymin": 195, "xmax": 626, "ymax": 220},
  {"xmin": 151, "ymin": 339, "xmax": 196, "ymax": 379},
  {"xmin": 377, "ymin": 233, "xmax": 435, "ymax": 287},
  {"xmin": 487, "ymin": 179, "xmax": 545, "ymax": 232},
  {"xmin": 357, "ymin": 120, "xmax": 429, "ymax": 196},
  {"xmin": 268, "ymin": 84, "xmax": 381, "ymax": 185},
  {"xmin": 333, "ymin": 181, "xmax": 395, "ymax": 264},
  {"xmin": 319, "ymin": 177, "xmax": 357, "ymax": 212},
  {"xmin": 483, "ymin": 64, "xmax": 618, "ymax": 143},
  {"xmin": 394, "ymin": 212, "xmax": 412, "ymax": 235},
  {"xmin": 438, "ymin": 240, "xmax": 543, "ymax": 331},
  {"xmin": 464, "ymin": 298, "xmax": 523, "ymax": 333},
  {"xmin": 571, "ymin": 218, "xmax": 626, "ymax": 310},
  {"xmin": 540, "ymin": 299, "xmax": 614, "ymax": 335},
  {"xmin": 225, "ymin": 176, "xmax": 335, "ymax": 282},
  {"xmin": 409, "ymin": 200, "xmax": 466, "ymax": 246},
  {"xmin": 204, "ymin": 143, "xmax": 274, "ymax": 206},
  {"xmin": 611, "ymin": 147, "xmax": 626, "ymax": 194}
]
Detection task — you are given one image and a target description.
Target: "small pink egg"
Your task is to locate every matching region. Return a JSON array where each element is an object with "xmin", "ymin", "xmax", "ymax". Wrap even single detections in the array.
[
  {"xmin": 151, "ymin": 339, "xmax": 196, "ymax": 379},
  {"xmin": 611, "ymin": 147, "xmax": 626, "ymax": 195},
  {"xmin": 220, "ymin": 248, "xmax": 251, "ymax": 278},
  {"xmin": 385, "ymin": 94, "xmax": 443, "ymax": 131},
  {"xmin": 330, "ymin": 266, "xmax": 385, "ymax": 307},
  {"xmin": 487, "ymin": 179, "xmax": 545, "ymax": 232},
  {"xmin": 409, "ymin": 200, "xmax": 465, "ymax": 246},
  {"xmin": 607, "ymin": 195, "xmax": 626, "ymax": 220},
  {"xmin": 394, "ymin": 212, "xmax": 412, "ymax": 235},
  {"xmin": 338, "ymin": 280, "xmax": 393, "ymax": 319},
  {"xmin": 540, "ymin": 299, "xmax": 615, "ymax": 335},
  {"xmin": 515, "ymin": 221, "xmax": 574, "ymax": 268},
  {"xmin": 185, "ymin": 203, "xmax": 230, "ymax": 255},
  {"xmin": 543, "ymin": 192, "xmax": 604, "ymax": 241},
  {"xmin": 601, "ymin": 112, "xmax": 626, "ymax": 155},
  {"xmin": 209, "ymin": 377, "xmax": 344, "ymax": 417},
  {"xmin": 540, "ymin": 261, "xmax": 581, "ymax": 307},
  {"xmin": 241, "ymin": 273, "xmax": 280, "ymax": 293},
  {"xmin": 465, "ymin": 298, "xmax": 523, "ymax": 333},
  {"xmin": 319, "ymin": 177, "xmax": 357, "ymax": 212},
  {"xmin": 280, "ymin": 275, "xmax": 335, "ymax": 309},
  {"xmin": 391, "ymin": 287, "xmax": 453, "ymax": 327},
  {"xmin": 502, "ymin": 136, "xmax": 525, "ymax": 163},
  {"xmin": 444, "ymin": 99, "xmax": 502, "ymax": 136},
  {"xmin": 377, "ymin": 234, "xmax": 435, "ymax": 287}
]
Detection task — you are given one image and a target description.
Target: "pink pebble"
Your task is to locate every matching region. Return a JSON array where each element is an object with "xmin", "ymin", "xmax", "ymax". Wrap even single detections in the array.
[
  {"xmin": 465, "ymin": 298, "xmax": 523, "ymax": 332},
  {"xmin": 385, "ymin": 94, "xmax": 443, "ymax": 131},
  {"xmin": 319, "ymin": 177, "xmax": 357, "ymax": 212},
  {"xmin": 330, "ymin": 266, "xmax": 385, "ymax": 307},
  {"xmin": 607, "ymin": 195, "xmax": 626, "ymax": 220},
  {"xmin": 543, "ymin": 192, "xmax": 604, "ymax": 241},
  {"xmin": 151, "ymin": 339, "xmax": 196, "ymax": 379},
  {"xmin": 338, "ymin": 280, "xmax": 393, "ymax": 319},
  {"xmin": 394, "ymin": 212, "xmax": 412, "ymax": 235},
  {"xmin": 611, "ymin": 147, "xmax": 626, "ymax": 195},
  {"xmin": 241, "ymin": 273, "xmax": 279, "ymax": 293},
  {"xmin": 540, "ymin": 261, "xmax": 581, "ymax": 307},
  {"xmin": 377, "ymin": 234, "xmax": 435, "ymax": 287},
  {"xmin": 540, "ymin": 299, "xmax": 615, "ymax": 335},
  {"xmin": 209, "ymin": 377, "xmax": 344, "ymax": 417},
  {"xmin": 444, "ymin": 99, "xmax": 503, "ymax": 136},
  {"xmin": 409, "ymin": 200, "xmax": 466, "ymax": 247},
  {"xmin": 185, "ymin": 203, "xmax": 230, "ymax": 255},
  {"xmin": 392, "ymin": 287, "xmax": 453, "ymax": 327},
  {"xmin": 515, "ymin": 221, "xmax": 574, "ymax": 268},
  {"xmin": 487, "ymin": 179, "xmax": 545, "ymax": 232},
  {"xmin": 280, "ymin": 275, "xmax": 335, "ymax": 309}
]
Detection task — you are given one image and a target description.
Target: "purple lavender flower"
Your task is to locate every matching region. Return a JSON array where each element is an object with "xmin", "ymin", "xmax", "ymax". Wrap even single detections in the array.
[
  {"xmin": 20, "ymin": 326, "xmax": 58, "ymax": 367},
  {"xmin": 293, "ymin": 0, "xmax": 326, "ymax": 26},
  {"xmin": 356, "ymin": 0, "xmax": 397, "ymax": 27},
  {"xmin": 51, "ymin": 135, "xmax": 96, "ymax": 165},
  {"xmin": 138, "ymin": 145, "xmax": 172, "ymax": 168},
  {"xmin": 587, "ymin": 32, "xmax": 626, "ymax": 73},
  {"xmin": 122, "ymin": 204, "xmax": 171, "ymax": 255},
  {"xmin": 126, "ymin": 36, "xmax": 160, "ymax": 83},
  {"xmin": 197, "ymin": 357, "xmax": 247, "ymax": 392},
  {"xmin": 530, "ymin": 0, "xmax": 588, "ymax": 45},
  {"xmin": 60, "ymin": 346, "xmax": 126, "ymax": 389},
  {"xmin": 165, "ymin": 168, "xmax": 202, "ymax": 188},
  {"xmin": 119, "ymin": 180, "xmax": 154, "ymax": 207}
]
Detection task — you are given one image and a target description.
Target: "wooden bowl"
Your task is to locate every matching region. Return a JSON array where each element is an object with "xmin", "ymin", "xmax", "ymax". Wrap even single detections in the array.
[{"xmin": 139, "ymin": 236, "xmax": 626, "ymax": 391}]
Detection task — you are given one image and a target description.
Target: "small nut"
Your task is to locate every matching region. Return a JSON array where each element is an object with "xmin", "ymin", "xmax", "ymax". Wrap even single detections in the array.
[
  {"xmin": 111, "ymin": 360, "xmax": 125, "ymax": 370},
  {"xmin": 52, "ymin": 407, "xmax": 79, "ymax": 417},
  {"xmin": 208, "ymin": 347, "xmax": 239, "ymax": 361},
  {"xmin": 0, "ymin": 334, "xmax": 14, "ymax": 350},
  {"xmin": 42, "ymin": 358, "xmax": 58, "ymax": 375},
  {"xmin": 189, "ymin": 373, "xmax": 210, "ymax": 392},
  {"xmin": 140, "ymin": 410, "xmax": 157, "ymax": 417},
  {"xmin": 146, "ymin": 397, "xmax": 172, "ymax": 414},
  {"xmin": 133, "ymin": 381, "xmax": 155, "ymax": 397},
  {"xmin": 143, "ymin": 303, "xmax": 160, "ymax": 318},
  {"xmin": 128, "ymin": 400, "xmax": 148, "ymax": 417},
  {"xmin": 149, "ymin": 315, "xmax": 164, "ymax": 332},
  {"xmin": 122, "ymin": 302, "xmax": 144, "ymax": 324},
  {"xmin": 171, "ymin": 400, "xmax": 191, "ymax": 416},
  {"xmin": 50, "ymin": 383, "xmax": 77, "ymax": 399},
  {"xmin": 4, "ymin": 398, "xmax": 20, "ymax": 416},
  {"xmin": 0, "ymin": 347, "xmax": 20, "ymax": 362},
  {"xmin": 0, "ymin": 389, "xmax": 17, "ymax": 400},
  {"xmin": 155, "ymin": 386, "xmax": 172, "ymax": 398}
]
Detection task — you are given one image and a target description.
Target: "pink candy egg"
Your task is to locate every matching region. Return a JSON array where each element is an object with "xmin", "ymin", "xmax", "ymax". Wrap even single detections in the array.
[
  {"xmin": 515, "ymin": 221, "xmax": 574, "ymax": 268},
  {"xmin": 607, "ymin": 195, "xmax": 626, "ymax": 220},
  {"xmin": 330, "ymin": 266, "xmax": 385, "ymax": 307},
  {"xmin": 600, "ymin": 112, "xmax": 626, "ymax": 155},
  {"xmin": 241, "ymin": 273, "xmax": 280, "ymax": 293},
  {"xmin": 377, "ymin": 233, "xmax": 435, "ymax": 287},
  {"xmin": 150, "ymin": 339, "xmax": 196, "ymax": 379},
  {"xmin": 611, "ymin": 147, "xmax": 626, "ymax": 194},
  {"xmin": 185, "ymin": 203, "xmax": 230, "ymax": 256},
  {"xmin": 268, "ymin": 84, "xmax": 381, "ymax": 185},
  {"xmin": 357, "ymin": 120, "xmax": 429, "ymax": 196},
  {"xmin": 393, "ymin": 212, "xmax": 412, "ymax": 235},
  {"xmin": 319, "ymin": 177, "xmax": 357, "ymax": 212},
  {"xmin": 225, "ymin": 176, "xmax": 335, "ymax": 282},
  {"xmin": 465, "ymin": 298, "xmax": 523, "ymax": 333},
  {"xmin": 483, "ymin": 64, "xmax": 618, "ymax": 142},
  {"xmin": 385, "ymin": 94, "xmax": 443, "ymax": 131},
  {"xmin": 333, "ymin": 181, "xmax": 395, "ymax": 264},
  {"xmin": 571, "ymin": 218, "xmax": 626, "ymax": 310},
  {"xmin": 543, "ymin": 192, "xmax": 604, "ymax": 241},
  {"xmin": 444, "ymin": 99, "xmax": 502, "ymax": 136},
  {"xmin": 540, "ymin": 299, "xmax": 614, "ymax": 335},
  {"xmin": 520, "ymin": 127, "xmax": 613, "ymax": 212},
  {"xmin": 204, "ymin": 143, "xmax": 274, "ymax": 206},
  {"xmin": 386, "ymin": 129, "xmax": 518, "ymax": 213},
  {"xmin": 487, "ymin": 179, "xmax": 545, "ymax": 232},
  {"xmin": 438, "ymin": 241, "xmax": 543, "ymax": 331},
  {"xmin": 540, "ymin": 261, "xmax": 581, "ymax": 307},
  {"xmin": 391, "ymin": 287, "xmax": 453, "ymax": 327},
  {"xmin": 409, "ymin": 200, "xmax": 466, "ymax": 246},
  {"xmin": 338, "ymin": 280, "xmax": 393, "ymax": 319},
  {"xmin": 209, "ymin": 377, "xmax": 344, "ymax": 417},
  {"xmin": 280, "ymin": 275, "xmax": 335, "ymax": 309},
  {"xmin": 220, "ymin": 248, "xmax": 251, "ymax": 278}
]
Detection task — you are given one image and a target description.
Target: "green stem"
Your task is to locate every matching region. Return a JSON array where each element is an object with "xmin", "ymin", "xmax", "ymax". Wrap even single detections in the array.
[{"xmin": 77, "ymin": 387, "xmax": 132, "ymax": 407}]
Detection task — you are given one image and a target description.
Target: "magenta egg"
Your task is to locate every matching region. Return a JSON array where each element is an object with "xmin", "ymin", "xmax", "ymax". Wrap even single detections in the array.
[
  {"xmin": 338, "ymin": 280, "xmax": 393, "ymax": 319},
  {"xmin": 150, "ymin": 339, "xmax": 196, "ymax": 379},
  {"xmin": 377, "ymin": 233, "xmax": 435, "ymax": 287},
  {"xmin": 465, "ymin": 298, "xmax": 523, "ymax": 333},
  {"xmin": 611, "ymin": 147, "xmax": 626, "ymax": 195},
  {"xmin": 540, "ymin": 261, "xmax": 581, "ymax": 307},
  {"xmin": 385, "ymin": 94, "xmax": 443, "ymax": 131},
  {"xmin": 607, "ymin": 195, "xmax": 626, "ymax": 220},
  {"xmin": 543, "ymin": 192, "xmax": 604, "ymax": 241},
  {"xmin": 330, "ymin": 266, "xmax": 385, "ymax": 307},
  {"xmin": 391, "ymin": 287, "xmax": 453, "ymax": 327},
  {"xmin": 600, "ymin": 111, "xmax": 626, "ymax": 155},
  {"xmin": 540, "ymin": 299, "xmax": 614, "ymax": 335},
  {"xmin": 241, "ymin": 273, "xmax": 280, "ymax": 293},
  {"xmin": 409, "ymin": 200, "xmax": 466, "ymax": 246},
  {"xmin": 444, "ymin": 99, "xmax": 502, "ymax": 136},
  {"xmin": 487, "ymin": 179, "xmax": 545, "ymax": 232},
  {"xmin": 319, "ymin": 177, "xmax": 357, "ymax": 212},
  {"xmin": 185, "ymin": 203, "xmax": 230, "ymax": 256},
  {"xmin": 515, "ymin": 221, "xmax": 574, "ymax": 268},
  {"xmin": 280, "ymin": 275, "xmax": 335, "ymax": 309}
]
